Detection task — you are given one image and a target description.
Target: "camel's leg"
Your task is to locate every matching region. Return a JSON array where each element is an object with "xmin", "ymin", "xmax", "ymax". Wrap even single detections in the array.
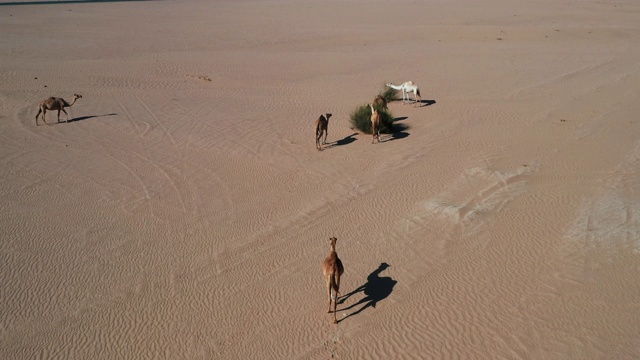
[
  {"xmin": 42, "ymin": 109, "xmax": 50, "ymax": 126},
  {"xmin": 35, "ymin": 108, "xmax": 42, "ymax": 126},
  {"xmin": 333, "ymin": 286, "xmax": 339, "ymax": 323},
  {"xmin": 323, "ymin": 127, "xmax": 328, "ymax": 145},
  {"xmin": 315, "ymin": 127, "xmax": 320, "ymax": 150},
  {"xmin": 58, "ymin": 108, "xmax": 69, "ymax": 122},
  {"xmin": 326, "ymin": 276, "xmax": 332, "ymax": 313},
  {"xmin": 333, "ymin": 273, "xmax": 341, "ymax": 323}
]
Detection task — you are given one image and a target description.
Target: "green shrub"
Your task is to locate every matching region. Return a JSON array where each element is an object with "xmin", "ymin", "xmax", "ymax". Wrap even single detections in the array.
[
  {"xmin": 349, "ymin": 104, "xmax": 395, "ymax": 134},
  {"xmin": 379, "ymin": 86, "xmax": 398, "ymax": 103}
]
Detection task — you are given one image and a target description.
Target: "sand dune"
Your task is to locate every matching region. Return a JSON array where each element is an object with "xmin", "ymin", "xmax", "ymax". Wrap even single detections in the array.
[{"xmin": 1, "ymin": 0, "xmax": 640, "ymax": 358}]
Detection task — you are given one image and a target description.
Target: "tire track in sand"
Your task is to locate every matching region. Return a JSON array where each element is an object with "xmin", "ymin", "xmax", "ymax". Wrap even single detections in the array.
[
  {"xmin": 566, "ymin": 141, "xmax": 640, "ymax": 253},
  {"xmin": 401, "ymin": 163, "xmax": 534, "ymax": 244},
  {"xmin": 133, "ymin": 92, "xmax": 176, "ymax": 145}
]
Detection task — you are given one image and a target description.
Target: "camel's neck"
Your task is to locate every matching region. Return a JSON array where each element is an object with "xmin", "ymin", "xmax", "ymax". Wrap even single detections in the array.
[{"xmin": 67, "ymin": 98, "xmax": 78, "ymax": 107}]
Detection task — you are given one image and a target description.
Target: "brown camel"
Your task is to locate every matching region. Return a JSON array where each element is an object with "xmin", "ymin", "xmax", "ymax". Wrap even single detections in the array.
[
  {"xmin": 35, "ymin": 94, "xmax": 82, "ymax": 126},
  {"xmin": 315, "ymin": 113, "xmax": 332, "ymax": 151},
  {"xmin": 322, "ymin": 236, "xmax": 344, "ymax": 324},
  {"xmin": 372, "ymin": 94, "xmax": 388, "ymax": 112},
  {"xmin": 369, "ymin": 103, "xmax": 380, "ymax": 144}
]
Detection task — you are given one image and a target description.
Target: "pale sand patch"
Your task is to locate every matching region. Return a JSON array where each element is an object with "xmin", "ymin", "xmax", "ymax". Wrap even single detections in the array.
[{"xmin": 1, "ymin": 0, "xmax": 640, "ymax": 358}]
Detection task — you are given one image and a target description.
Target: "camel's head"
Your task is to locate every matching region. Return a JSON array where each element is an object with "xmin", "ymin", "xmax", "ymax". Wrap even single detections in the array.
[
  {"xmin": 325, "ymin": 113, "xmax": 332, "ymax": 121},
  {"xmin": 74, "ymin": 94, "xmax": 83, "ymax": 99},
  {"xmin": 329, "ymin": 237, "xmax": 337, "ymax": 248}
]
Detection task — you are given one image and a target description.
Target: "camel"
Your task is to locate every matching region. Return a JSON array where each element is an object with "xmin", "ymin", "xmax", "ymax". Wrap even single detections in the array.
[
  {"xmin": 315, "ymin": 113, "xmax": 332, "ymax": 151},
  {"xmin": 372, "ymin": 94, "xmax": 388, "ymax": 112},
  {"xmin": 385, "ymin": 81, "xmax": 421, "ymax": 107},
  {"xmin": 322, "ymin": 236, "xmax": 344, "ymax": 324},
  {"xmin": 369, "ymin": 103, "xmax": 380, "ymax": 144},
  {"xmin": 35, "ymin": 94, "xmax": 82, "ymax": 126}
]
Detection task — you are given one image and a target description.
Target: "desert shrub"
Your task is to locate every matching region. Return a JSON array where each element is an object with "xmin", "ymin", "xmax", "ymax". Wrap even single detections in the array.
[
  {"xmin": 379, "ymin": 86, "xmax": 398, "ymax": 103},
  {"xmin": 349, "ymin": 104, "xmax": 395, "ymax": 134}
]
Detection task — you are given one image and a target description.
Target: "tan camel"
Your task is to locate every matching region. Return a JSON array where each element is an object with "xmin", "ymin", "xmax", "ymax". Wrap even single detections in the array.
[
  {"xmin": 369, "ymin": 103, "xmax": 380, "ymax": 144},
  {"xmin": 315, "ymin": 113, "xmax": 332, "ymax": 151},
  {"xmin": 35, "ymin": 94, "xmax": 82, "ymax": 126},
  {"xmin": 372, "ymin": 94, "xmax": 388, "ymax": 112},
  {"xmin": 385, "ymin": 81, "xmax": 421, "ymax": 107},
  {"xmin": 322, "ymin": 236, "xmax": 344, "ymax": 324}
]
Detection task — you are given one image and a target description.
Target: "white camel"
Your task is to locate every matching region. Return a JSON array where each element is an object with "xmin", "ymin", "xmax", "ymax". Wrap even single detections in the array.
[{"xmin": 385, "ymin": 81, "xmax": 422, "ymax": 107}]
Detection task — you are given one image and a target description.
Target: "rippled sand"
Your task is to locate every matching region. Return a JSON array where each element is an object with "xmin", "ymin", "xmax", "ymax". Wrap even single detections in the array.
[{"xmin": 1, "ymin": 0, "xmax": 639, "ymax": 358}]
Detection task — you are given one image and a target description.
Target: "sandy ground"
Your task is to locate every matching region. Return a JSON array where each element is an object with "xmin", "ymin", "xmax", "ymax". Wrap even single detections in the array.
[{"xmin": 1, "ymin": 0, "xmax": 640, "ymax": 358}]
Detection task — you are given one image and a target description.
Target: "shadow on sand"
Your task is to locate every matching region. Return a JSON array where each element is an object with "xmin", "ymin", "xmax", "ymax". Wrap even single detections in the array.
[
  {"xmin": 381, "ymin": 131, "xmax": 409, "ymax": 142},
  {"xmin": 337, "ymin": 262, "xmax": 396, "ymax": 323},
  {"xmin": 66, "ymin": 113, "xmax": 117, "ymax": 123},
  {"xmin": 392, "ymin": 99, "xmax": 436, "ymax": 107},
  {"xmin": 379, "ymin": 118, "xmax": 410, "ymax": 143},
  {"xmin": 324, "ymin": 133, "xmax": 357, "ymax": 149},
  {"xmin": 417, "ymin": 99, "xmax": 436, "ymax": 107}
]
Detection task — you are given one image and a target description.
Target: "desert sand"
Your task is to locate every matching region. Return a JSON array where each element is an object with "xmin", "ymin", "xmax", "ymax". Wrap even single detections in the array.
[{"xmin": 1, "ymin": 0, "xmax": 640, "ymax": 358}]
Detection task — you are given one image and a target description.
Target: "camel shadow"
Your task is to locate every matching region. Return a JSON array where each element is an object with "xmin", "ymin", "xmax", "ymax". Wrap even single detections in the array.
[
  {"xmin": 381, "ymin": 131, "xmax": 410, "ymax": 142},
  {"xmin": 380, "ymin": 119, "xmax": 409, "ymax": 143},
  {"xmin": 337, "ymin": 262, "xmax": 396, "ymax": 323},
  {"xmin": 67, "ymin": 113, "xmax": 117, "ymax": 123},
  {"xmin": 325, "ymin": 133, "xmax": 357, "ymax": 149},
  {"xmin": 417, "ymin": 99, "xmax": 436, "ymax": 107}
]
